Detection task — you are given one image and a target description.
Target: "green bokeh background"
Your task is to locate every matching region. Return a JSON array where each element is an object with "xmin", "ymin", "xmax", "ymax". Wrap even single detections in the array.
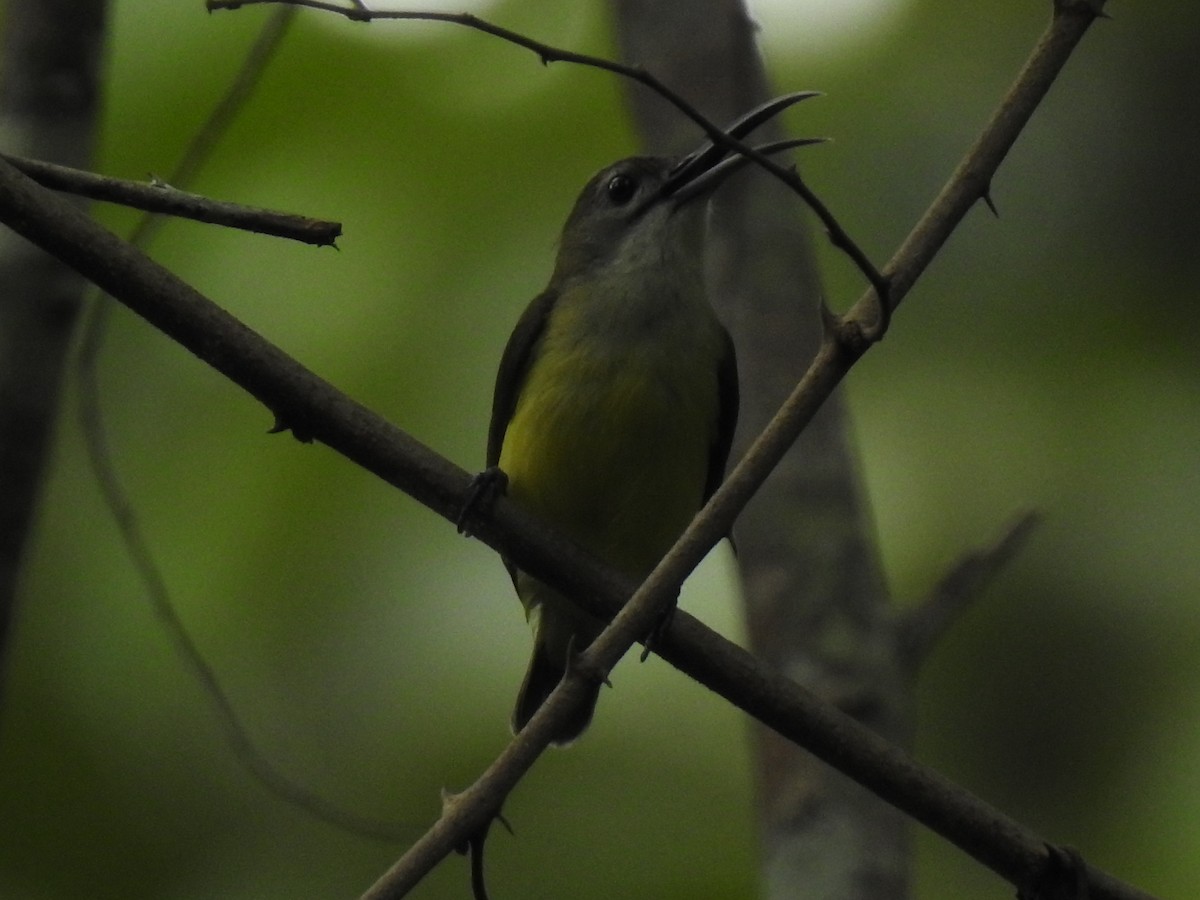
[{"xmin": 2, "ymin": 1, "xmax": 1197, "ymax": 898}]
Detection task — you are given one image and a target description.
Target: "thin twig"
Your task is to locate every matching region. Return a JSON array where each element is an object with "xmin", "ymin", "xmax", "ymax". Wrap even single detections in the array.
[
  {"xmin": 205, "ymin": 0, "xmax": 888, "ymax": 313},
  {"xmin": 1, "ymin": 153, "xmax": 340, "ymax": 244},
  {"xmin": 9, "ymin": 3, "xmax": 337, "ymax": 247},
  {"xmin": 364, "ymin": 2, "xmax": 1136, "ymax": 898},
  {"xmin": 73, "ymin": 7, "xmax": 400, "ymax": 843},
  {"xmin": 0, "ymin": 2, "xmax": 1148, "ymax": 899},
  {"xmin": 0, "ymin": 117, "xmax": 1149, "ymax": 900},
  {"xmin": 839, "ymin": 0, "xmax": 1113, "ymax": 335},
  {"xmin": 895, "ymin": 511, "xmax": 1042, "ymax": 672}
]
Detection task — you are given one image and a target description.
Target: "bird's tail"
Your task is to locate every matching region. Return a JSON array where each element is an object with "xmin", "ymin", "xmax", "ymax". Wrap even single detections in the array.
[{"xmin": 511, "ymin": 638, "xmax": 601, "ymax": 746}]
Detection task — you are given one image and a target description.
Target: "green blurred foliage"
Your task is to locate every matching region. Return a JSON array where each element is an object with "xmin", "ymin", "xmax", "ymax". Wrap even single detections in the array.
[{"xmin": 1, "ymin": 0, "xmax": 1196, "ymax": 898}]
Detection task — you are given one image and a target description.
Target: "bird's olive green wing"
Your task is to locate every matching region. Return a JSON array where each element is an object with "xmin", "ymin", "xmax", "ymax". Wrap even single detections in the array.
[
  {"xmin": 487, "ymin": 289, "xmax": 558, "ymax": 588},
  {"xmin": 705, "ymin": 326, "xmax": 739, "ymax": 504},
  {"xmin": 487, "ymin": 287, "xmax": 558, "ymax": 469}
]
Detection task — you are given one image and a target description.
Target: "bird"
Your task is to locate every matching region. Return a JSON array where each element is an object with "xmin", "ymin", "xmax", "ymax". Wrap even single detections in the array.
[{"xmin": 485, "ymin": 94, "xmax": 818, "ymax": 744}]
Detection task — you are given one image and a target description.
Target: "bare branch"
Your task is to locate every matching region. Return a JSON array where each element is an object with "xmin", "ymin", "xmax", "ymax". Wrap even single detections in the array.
[
  {"xmin": 72, "ymin": 5, "xmax": 388, "ymax": 842},
  {"xmin": 205, "ymin": 0, "xmax": 887, "ymax": 306},
  {"xmin": 360, "ymin": 2, "xmax": 1129, "ymax": 897},
  {"xmin": 0, "ymin": 153, "xmax": 341, "ymax": 245},
  {"xmin": 840, "ymin": 1, "xmax": 1112, "ymax": 335},
  {"xmin": 613, "ymin": 2, "xmax": 905, "ymax": 897},
  {"xmin": 0, "ymin": 112, "xmax": 1150, "ymax": 900},
  {"xmin": 0, "ymin": 1, "xmax": 1148, "ymax": 899},
  {"xmin": 896, "ymin": 511, "xmax": 1042, "ymax": 673}
]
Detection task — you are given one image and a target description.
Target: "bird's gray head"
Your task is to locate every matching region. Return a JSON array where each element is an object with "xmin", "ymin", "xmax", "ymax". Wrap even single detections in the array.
[
  {"xmin": 549, "ymin": 91, "xmax": 824, "ymax": 287},
  {"xmin": 551, "ymin": 156, "xmax": 702, "ymax": 286}
]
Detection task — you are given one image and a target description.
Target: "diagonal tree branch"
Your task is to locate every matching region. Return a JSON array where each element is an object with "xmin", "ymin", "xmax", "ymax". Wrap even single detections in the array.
[
  {"xmin": 205, "ymin": 0, "xmax": 888, "ymax": 305},
  {"xmin": 0, "ymin": 3, "xmax": 1149, "ymax": 894},
  {"xmin": 611, "ymin": 2, "xmax": 906, "ymax": 897},
  {"xmin": 850, "ymin": 0, "xmax": 1112, "ymax": 325},
  {"xmin": 0, "ymin": 152, "xmax": 341, "ymax": 244},
  {"xmin": 896, "ymin": 511, "xmax": 1042, "ymax": 673},
  {"xmin": 310, "ymin": 2, "xmax": 1128, "ymax": 897},
  {"xmin": 0, "ymin": 0, "xmax": 1146, "ymax": 898}
]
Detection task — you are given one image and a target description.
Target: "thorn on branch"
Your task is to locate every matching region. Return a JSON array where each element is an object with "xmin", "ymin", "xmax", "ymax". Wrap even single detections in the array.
[
  {"xmin": 983, "ymin": 187, "xmax": 1000, "ymax": 217},
  {"xmin": 818, "ymin": 299, "xmax": 842, "ymax": 341},
  {"xmin": 0, "ymin": 153, "xmax": 342, "ymax": 246},
  {"xmin": 494, "ymin": 811, "xmax": 514, "ymax": 836},
  {"xmin": 268, "ymin": 410, "xmax": 314, "ymax": 443}
]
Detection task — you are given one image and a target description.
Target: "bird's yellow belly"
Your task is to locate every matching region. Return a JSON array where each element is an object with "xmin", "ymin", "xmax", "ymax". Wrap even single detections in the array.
[{"xmin": 499, "ymin": 343, "xmax": 717, "ymax": 577}]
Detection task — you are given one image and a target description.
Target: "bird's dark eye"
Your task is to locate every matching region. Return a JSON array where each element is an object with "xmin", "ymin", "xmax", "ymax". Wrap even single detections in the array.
[{"xmin": 606, "ymin": 173, "xmax": 638, "ymax": 205}]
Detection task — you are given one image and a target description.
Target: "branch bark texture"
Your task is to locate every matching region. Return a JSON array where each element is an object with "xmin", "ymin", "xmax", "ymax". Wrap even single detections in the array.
[
  {"xmin": 0, "ymin": 2, "xmax": 1148, "ymax": 900},
  {"xmin": 0, "ymin": 153, "xmax": 340, "ymax": 245}
]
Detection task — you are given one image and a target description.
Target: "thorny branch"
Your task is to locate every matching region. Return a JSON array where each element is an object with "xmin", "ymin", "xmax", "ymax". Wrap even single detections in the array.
[
  {"xmin": 348, "ymin": 2, "xmax": 1137, "ymax": 898},
  {"xmin": 1, "ymin": 152, "xmax": 340, "ymax": 244},
  {"xmin": 0, "ymin": 1, "xmax": 1148, "ymax": 899},
  {"xmin": 896, "ymin": 511, "xmax": 1042, "ymax": 672},
  {"xmin": 204, "ymin": 0, "xmax": 890, "ymax": 322},
  {"xmin": 71, "ymin": 6, "xmax": 398, "ymax": 843}
]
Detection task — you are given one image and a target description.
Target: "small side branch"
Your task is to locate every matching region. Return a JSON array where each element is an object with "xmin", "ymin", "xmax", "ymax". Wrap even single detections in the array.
[
  {"xmin": 896, "ymin": 511, "xmax": 1041, "ymax": 673},
  {"xmin": 0, "ymin": 2, "xmax": 1142, "ymax": 899},
  {"xmin": 1, "ymin": 153, "xmax": 341, "ymax": 245},
  {"xmin": 205, "ymin": 0, "xmax": 885, "ymax": 305},
  {"xmin": 0, "ymin": 147, "xmax": 1152, "ymax": 900}
]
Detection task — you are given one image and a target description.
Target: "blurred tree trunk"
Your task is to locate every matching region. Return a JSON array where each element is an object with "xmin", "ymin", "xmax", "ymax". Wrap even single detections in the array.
[
  {"xmin": 609, "ymin": 3, "xmax": 911, "ymax": 898},
  {"xmin": 0, "ymin": 0, "xmax": 111, "ymax": 697}
]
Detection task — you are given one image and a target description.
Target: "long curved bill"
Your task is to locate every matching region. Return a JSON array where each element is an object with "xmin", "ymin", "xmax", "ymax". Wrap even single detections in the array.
[
  {"xmin": 655, "ymin": 90, "xmax": 824, "ymax": 208},
  {"xmin": 668, "ymin": 91, "xmax": 820, "ymax": 189},
  {"xmin": 666, "ymin": 136, "xmax": 824, "ymax": 207}
]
